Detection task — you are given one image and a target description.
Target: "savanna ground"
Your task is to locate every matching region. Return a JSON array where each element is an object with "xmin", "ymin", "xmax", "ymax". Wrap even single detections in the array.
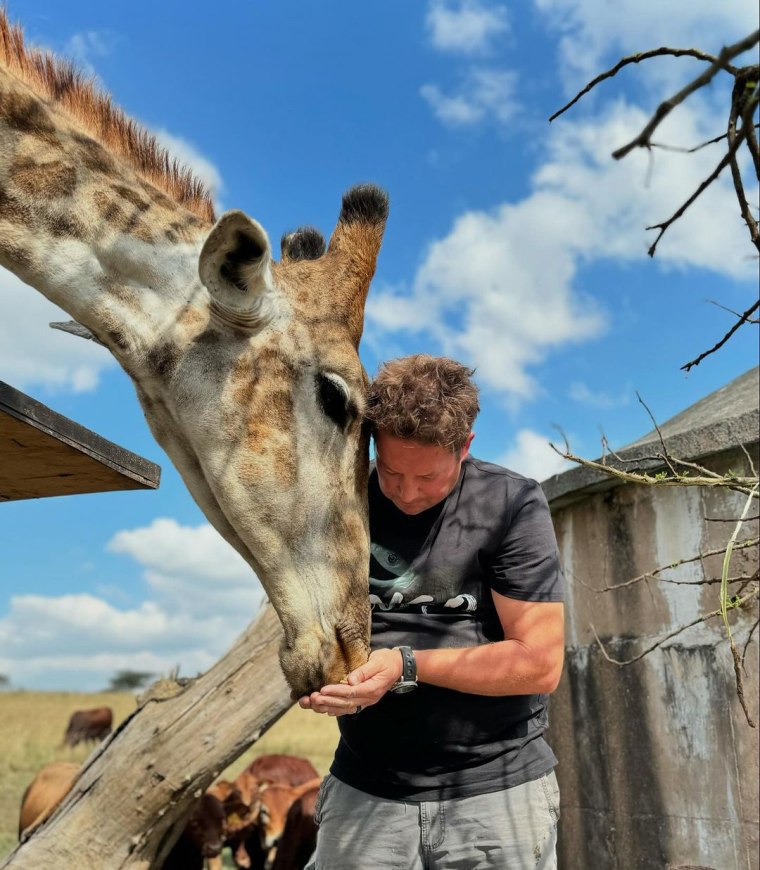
[{"xmin": 0, "ymin": 691, "xmax": 339, "ymax": 865}]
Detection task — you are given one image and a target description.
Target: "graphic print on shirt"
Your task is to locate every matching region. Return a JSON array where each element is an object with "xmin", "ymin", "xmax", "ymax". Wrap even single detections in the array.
[{"xmin": 369, "ymin": 542, "xmax": 478, "ymax": 614}]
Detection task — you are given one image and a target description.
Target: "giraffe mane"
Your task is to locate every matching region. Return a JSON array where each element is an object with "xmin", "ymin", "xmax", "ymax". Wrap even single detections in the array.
[{"xmin": 0, "ymin": 9, "xmax": 216, "ymax": 223}]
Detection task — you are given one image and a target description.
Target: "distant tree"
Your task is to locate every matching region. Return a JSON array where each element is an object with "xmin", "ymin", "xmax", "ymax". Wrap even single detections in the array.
[
  {"xmin": 0, "ymin": 673, "xmax": 9, "ymax": 689},
  {"xmin": 107, "ymin": 670, "xmax": 154, "ymax": 692}
]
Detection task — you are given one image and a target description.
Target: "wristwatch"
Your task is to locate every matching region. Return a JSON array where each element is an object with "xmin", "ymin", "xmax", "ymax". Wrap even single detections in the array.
[{"xmin": 390, "ymin": 646, "xmax": 418, "ymax": 694}]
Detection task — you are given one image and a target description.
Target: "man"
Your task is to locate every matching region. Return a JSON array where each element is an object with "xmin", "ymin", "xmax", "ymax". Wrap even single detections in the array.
[{"xmin": 300, "ymin": 354, "xmax": 564, "ymax": 869}]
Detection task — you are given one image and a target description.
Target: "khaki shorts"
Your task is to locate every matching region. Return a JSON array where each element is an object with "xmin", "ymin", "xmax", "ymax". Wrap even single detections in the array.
[{"xmin": 306, "ymin": 771, "xmax": 560, "ymax": 870}]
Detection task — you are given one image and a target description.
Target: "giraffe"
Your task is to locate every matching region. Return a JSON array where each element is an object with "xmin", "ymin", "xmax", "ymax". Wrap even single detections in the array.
[{"xmin": 0, "ymin": 10, "xmax": 387, "ymax": 697}]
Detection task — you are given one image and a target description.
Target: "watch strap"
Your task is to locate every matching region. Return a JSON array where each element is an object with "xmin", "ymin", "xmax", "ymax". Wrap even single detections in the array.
[{"xmin": 395, "ymin": 646, "xmax": 417, "ymax": 684}]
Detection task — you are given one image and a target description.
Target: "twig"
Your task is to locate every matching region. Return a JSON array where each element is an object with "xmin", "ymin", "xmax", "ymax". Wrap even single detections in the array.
[
  {"xmin": 727, "ymin": 74, "xmax": 760, "ymax": 252},
  {"xmin": 719, "ymin": 488, "xmax": 758, "ymax": 638},
  {"xmin": 743, "ymin": 617, "xmax": 760, "ymax": 668},
  {"xmin": 635, "ymin": 392, "xmax": 679, "ymax": 475},
  {"xmin": 649, "ymin": 125, "xmax": 760, "ymax": 154},
  {"xmin": 730, "ymin": 639, "xmax": 756, "ymax": 727},
  {"xmin": 681, "ymin": 299, "xmax": 760, "ymax": 372},
  {"xmin": 550, "ymin": 443, "xmax": 759, "ymax": 496},
  {"xmin": 588, "ymin": 585, "xmax": 759, "ymax": 666},
  {"xmin": 645, "ymin": 124, "xmax": 749, "ymax": 257},
  {"xmin": 706, "ymin": 515, "xmax": 760, "ymax": 523},
  {"xmin": 549, "ymin": 47, "xmax": 732, "ymax": 123},
  {"xmin": 579, "ymin": 539, "xmax": 758, "ymax": 592},
  {"xmin": 612, "ymin": 32, "xmax": 759, "ymax": 160},
  {"xmin": 707, "ymin": 299, "xmax": 760, "ymax": 323}
]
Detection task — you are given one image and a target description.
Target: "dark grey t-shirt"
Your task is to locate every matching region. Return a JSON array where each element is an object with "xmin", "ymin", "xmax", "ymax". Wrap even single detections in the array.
[{"xmin": 332, "ymin": 456, "xmax": 564, "ymax": 801}]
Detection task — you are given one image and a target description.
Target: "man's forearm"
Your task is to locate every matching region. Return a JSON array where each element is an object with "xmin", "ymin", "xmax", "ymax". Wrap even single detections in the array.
[{"xmin": 414, "ymin": 639, "xmax": 563, "ymax": 696}]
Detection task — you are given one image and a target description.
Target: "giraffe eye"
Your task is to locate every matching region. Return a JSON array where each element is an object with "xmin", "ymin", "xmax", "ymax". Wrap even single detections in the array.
[{"xmin": 317, "ymin": 373, "xmax": 355, "ymax": 428}]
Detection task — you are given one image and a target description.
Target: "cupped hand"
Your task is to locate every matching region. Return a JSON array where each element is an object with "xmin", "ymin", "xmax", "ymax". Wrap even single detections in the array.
[{"xmin": 297, "ymin": 648, "xmax": 403, "ymax": 717}]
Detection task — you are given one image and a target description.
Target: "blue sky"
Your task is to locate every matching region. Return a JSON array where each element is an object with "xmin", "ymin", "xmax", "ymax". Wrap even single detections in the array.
[{"xmin": 1, "ymin": 0, "xmax": 757, "ymax": 689}]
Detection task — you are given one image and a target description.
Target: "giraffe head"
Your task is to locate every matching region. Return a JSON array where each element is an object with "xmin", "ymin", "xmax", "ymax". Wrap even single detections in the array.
[
  {"xmin": 174, "ymin": 186, "xmax": 388, "ymax": 695},
  {"xmin": 0, "ymin": 10, "xmax": 387, "ymax": 696}
]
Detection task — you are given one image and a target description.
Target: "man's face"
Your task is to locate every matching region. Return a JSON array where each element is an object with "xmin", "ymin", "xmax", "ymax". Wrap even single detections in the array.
[{"xmin": 374, "ymin": 430, "xmax": 474, "ymax": 515}]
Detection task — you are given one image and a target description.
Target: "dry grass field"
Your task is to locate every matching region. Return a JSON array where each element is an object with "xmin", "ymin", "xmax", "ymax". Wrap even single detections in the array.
[{"xmin": 0, "ymin": 691, "xmax": 339, "ymax": 863}]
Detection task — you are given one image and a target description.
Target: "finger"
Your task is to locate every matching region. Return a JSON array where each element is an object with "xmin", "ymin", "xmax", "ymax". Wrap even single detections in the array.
[
  {"xmin": 312, "ymin": 693, "xmax": 367, "ymax": 714},
  {"xmin": 318, "ymin": 684, "xmax": 356, "ymax": 699}
]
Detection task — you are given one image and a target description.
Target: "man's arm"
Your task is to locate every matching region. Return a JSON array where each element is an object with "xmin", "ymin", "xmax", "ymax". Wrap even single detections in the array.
[{"xmin": 300, "ymin": 593, "xmax": 564, "ymax": 715}]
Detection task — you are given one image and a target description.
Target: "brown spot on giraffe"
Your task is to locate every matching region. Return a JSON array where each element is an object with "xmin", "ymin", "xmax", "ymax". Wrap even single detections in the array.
[
  {"xmin": 74, "ymin": 134, "xmax": 117, "ymax": 175},
  {"xmin": 47, "ymin": 210, "xmax": 86, "ymax": 239},
  {"xmin": 9, "ymin": 157, "xmax": 77, "ymax": 199},
  {"xmin": 112, "ymin": 184, "xmax": 151, "ymax": 212},
  {"xmin": 0, "ymin": 90, "xmax": 60, "ymax": 147},
  {"xmin": 91, "ymin": 189, "xmax": 155, "ymax": 242},
  {"xmin": 147, "ymin": 343, "xmax": 180, "ymax": 380},
  {"xmin": 271, "ymin": 443, "xmax": 297, "ymax": 489},
  {"xmin": 0, "ymin": 241, "xmax": 32, "ymax": 271},
  {"xmin": 0, "ymin": 187, "xmax": 34, "ymax": 228}
]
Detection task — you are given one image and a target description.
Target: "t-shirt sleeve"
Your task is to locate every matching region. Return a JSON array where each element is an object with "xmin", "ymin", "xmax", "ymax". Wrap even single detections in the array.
[{"xmin": 488, "ymin": 480, "xmax": 564, "ymax": 601}]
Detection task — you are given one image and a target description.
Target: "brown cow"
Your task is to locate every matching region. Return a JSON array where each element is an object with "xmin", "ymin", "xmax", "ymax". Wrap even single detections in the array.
[
  {"xmin": 258, "ymin": 779, "xmax": 322, "ymax": 854},
  {"xmin": 234, "ymin": 754, "xmax": 319, "ymax": 808},
  {"xmin": 271, "ymin": 781, "xmax": 320, "ymax": 870},
  {"xmin": 160, "ymin": 792, "xmax": 226, "ymax": 870},
  {"xmin": 18, "ymin": 761, "xmax": 79, "ymax": 837},
  {"xmin": 62, "ymin": 706, "xmax": 113, "ymax": 748}
]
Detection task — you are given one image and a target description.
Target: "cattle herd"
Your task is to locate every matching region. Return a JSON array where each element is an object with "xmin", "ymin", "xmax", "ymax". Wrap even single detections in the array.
[{"xmin": 18, "ymin": 706, "xmax": 321, "ymax": 870}]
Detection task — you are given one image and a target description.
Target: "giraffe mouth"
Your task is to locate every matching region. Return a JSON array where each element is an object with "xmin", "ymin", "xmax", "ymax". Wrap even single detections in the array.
[{"xmin": 335, "ymin": 621, "xmax": 370, "ymax": 677}]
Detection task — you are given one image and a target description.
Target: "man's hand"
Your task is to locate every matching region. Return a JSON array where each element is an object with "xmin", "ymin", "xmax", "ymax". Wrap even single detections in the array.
[{"xmin": 298, "ymin": 648, "xmax": 403, "ymax": 717}]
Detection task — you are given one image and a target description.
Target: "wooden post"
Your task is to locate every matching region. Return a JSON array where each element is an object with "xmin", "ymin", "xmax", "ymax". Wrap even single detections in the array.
[{"xmin": 2, "ymin": 605, "xmax": 294, "ymax": 869}]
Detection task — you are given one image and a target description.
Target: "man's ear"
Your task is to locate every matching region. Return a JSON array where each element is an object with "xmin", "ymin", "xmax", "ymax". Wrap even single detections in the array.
[{"xmin": 461, "ymin": 431, "xmax": 475, "ymax": 460}]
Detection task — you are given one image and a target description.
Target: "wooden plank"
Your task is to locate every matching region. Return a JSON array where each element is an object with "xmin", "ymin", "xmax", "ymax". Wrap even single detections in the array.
[{"xmin": 0, "ymin": 381, "xmax": 160, "ymax": 502}]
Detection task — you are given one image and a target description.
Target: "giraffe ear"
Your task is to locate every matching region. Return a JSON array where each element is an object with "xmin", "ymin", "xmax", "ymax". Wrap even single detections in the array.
[{"xmin": 199, "ymin": 210, "xmax": 276, "ymax": 320}]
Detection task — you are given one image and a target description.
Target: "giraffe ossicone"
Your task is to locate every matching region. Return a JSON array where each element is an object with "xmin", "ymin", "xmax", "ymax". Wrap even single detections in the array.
[{"xmin": 0, "ymin": 9, "xmax": 388, "ymax": 696}]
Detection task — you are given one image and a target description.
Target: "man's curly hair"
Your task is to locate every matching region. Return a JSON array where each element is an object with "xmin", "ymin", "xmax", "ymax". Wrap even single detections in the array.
[{"xmin": 366, "ymin": 355, "xmax": 480, "ymax": 452}]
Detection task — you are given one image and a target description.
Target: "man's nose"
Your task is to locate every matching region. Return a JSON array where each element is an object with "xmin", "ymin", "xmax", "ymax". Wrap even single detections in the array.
[{"xmin": 397, "ymin": 478, "xmax": 416, "ymax": 501}]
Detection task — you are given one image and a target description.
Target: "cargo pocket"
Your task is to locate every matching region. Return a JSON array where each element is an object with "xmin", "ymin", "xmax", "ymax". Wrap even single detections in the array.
[{"xmin": 540, "ymin": 771, "xmax": 561, "ymax": 824}]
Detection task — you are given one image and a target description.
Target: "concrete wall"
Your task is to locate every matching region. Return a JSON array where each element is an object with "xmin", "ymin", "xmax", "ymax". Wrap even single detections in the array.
[{"xmin": 546, "ymin": 446, "xmax": 759, "ymax": 870}]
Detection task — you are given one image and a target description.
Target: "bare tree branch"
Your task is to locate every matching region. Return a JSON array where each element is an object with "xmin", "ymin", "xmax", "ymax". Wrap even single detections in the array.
[
  {"xmin": 645, "ymin": 124, "xmax": 750, "ymax": 257},
  {"xmin": 681, "ymin": 299, "xmax": 760, "ymax": 372},
  {"xmin": 649, "ymin": 124, "xmax": 760, "ymax": 154},
  {"xmin": 578, "ymin": 539, "xmax": 758, "ymax": 592},
  {"xmin": 743, "ymin": 617, "xmax": 760, "ymax": 668},
  {"xmin": 707, "ymin": 298, "xmax": 760, "ymax": 323},
  {"xmin": 727, "ymin": 71, "xmax": 760, "ymax": 252},
  {"xmin": 706, "ymin": 515, "xmax": 760, "ymax": 523},
  {"xmin": 550, "ymin": 442, "xmax": 759, "ymax": 496},
  {"xmin": 588, "ymin": 585, "xmax": 759, "ymax": 667},
  {"xmin": 549, "ymin": 47, "xmax": 734, "ymax": 124},
  {"xmin": 730, "ymin": 637, "xmax": 757, "ymax": 727},
  {"xmin": 611, "ymin": 32, "xmax": 759, "ymax": 160}
]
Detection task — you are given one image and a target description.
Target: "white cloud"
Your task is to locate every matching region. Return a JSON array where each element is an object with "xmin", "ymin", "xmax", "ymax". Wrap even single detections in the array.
[
  {"xmin": 367, "ymin": 98, "xmax": 753, "ymax": 400},
  {"xmin": 63, "ymin": 30, "xmax": 114, "ymax": 74},
  {"xmin": 0, "ymin": 268, "xmax": 115, "ymax": 393},
  {"xmin": 569, "ymin": 381, "xmax": 632, "ymax": 409},
  {"xmin": 0, "ymin": 519, "xmax": 263, "ymax": 690},
  {"xmin": 154, "ymin": 129, "xmax": 224, "ymax": 208},
  {"xmin": 426, "ymin": 0, "xmax": 509, "ymax": 55},
  {"xmin": 498, "ymin": 429, "xmax": 572, "ymax": 481},
  {"xmin": 534, "ymin": 0, "xmax": 754, "ymax": 88},
  {"xmin": 108, "ymin": 518, "xmax": 261, "ymax": 617},
  {"xmin": 421, "ymin": 68, "xmax": 518, "ymax": 126}
]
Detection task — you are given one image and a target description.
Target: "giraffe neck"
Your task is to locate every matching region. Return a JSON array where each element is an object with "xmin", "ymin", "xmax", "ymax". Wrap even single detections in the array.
[{"xmin": 0, "ymin": 64, "xmax": 213, "ymax": 360}]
